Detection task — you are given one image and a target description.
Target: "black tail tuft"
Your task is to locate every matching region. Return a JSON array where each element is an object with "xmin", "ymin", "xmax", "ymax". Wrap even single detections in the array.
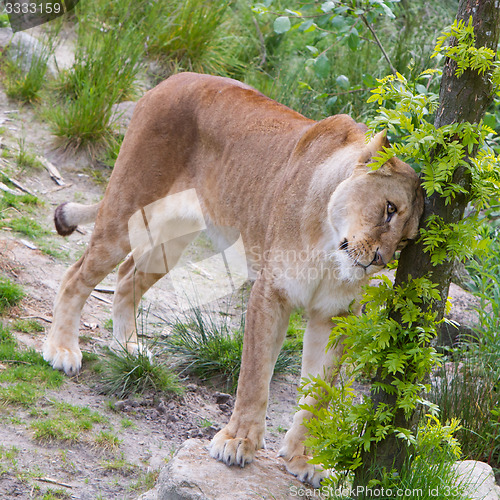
[{"xmin": 54, "ymin": 202, "xmax": 77, "ymax": 236}]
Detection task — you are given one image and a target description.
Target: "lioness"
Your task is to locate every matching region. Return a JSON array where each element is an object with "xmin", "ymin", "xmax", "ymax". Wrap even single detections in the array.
[{"xmin": 45, "ymin": 72, "xmax": 423, "ymax": 486}]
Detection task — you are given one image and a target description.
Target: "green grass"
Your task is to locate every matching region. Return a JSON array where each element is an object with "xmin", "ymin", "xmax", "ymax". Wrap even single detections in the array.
[
  {"xmin": 0, "ymin": 278, "xmax": 24, "ymax": 314},
  {"xmin": 149, "ymin": 0, "xmax": 257, "ymax": 78},
  {"xmin": 165, "ymin": 304, "xmax": 301, "ymax": 392},
  {"xmin": 5, "ymin": 216, "xmax": 48, "ymax": 238},
  {"xmin": 0, "ymin": 324, "xmax": 64, "ymax": 408},
  {"xmin": 94, "ymin": 430, "xmax": 122, "ymax": 450},
  {"xmin": 2, "ymin": 40, "xmax": 53, "ymax": 103},
  {"xmin": 0, "ymin": 191, "xmax": 66, "ymax": 260},
  {"xmin": 0, "ymin": 191, "xmax": 41, "ymax": 211},
  {"xmin": 101, "ymin": 455, "xmax": 138, "ymax": 475},
  {"xmin": 0, "ymin": 381, "xmax": 41, "ymax": 408},
  {"xmin": 13, "ymin": 319, "xmax": 45, "ymax": 333},
  {"xmin": 99, "ymin": 344, "xmax": 182, "ymax": 399},
  {"xmin": 45, "ymin": 0, "xmax": 148, "ymax": 153},
  {"xmin": 15, "ymin": 136, "xmax": 42, "ymax": 172},
  {"xmin": 31, "ymin": 400, "xmax": 107, "ymax": 443}
]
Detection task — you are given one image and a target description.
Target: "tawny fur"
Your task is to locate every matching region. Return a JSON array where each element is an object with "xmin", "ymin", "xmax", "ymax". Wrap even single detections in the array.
[{"xmin": 45, "ymin": 73, "xmax": 423, "ymax": 487}]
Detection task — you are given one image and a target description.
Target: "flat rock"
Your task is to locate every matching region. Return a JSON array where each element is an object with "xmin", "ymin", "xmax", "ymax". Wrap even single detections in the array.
[
  {"xmin": 137, "ymin": 438, "xmax": 315, "ymax": 500},
  {"xmin": 454, "ymin": 461, "xmax": 500, "ymax": 500}
]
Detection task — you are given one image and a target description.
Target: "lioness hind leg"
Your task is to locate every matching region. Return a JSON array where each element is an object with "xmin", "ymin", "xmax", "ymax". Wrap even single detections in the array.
[
  {"xmin": 210, "ymin": 277, "xmax": 292, "ymax": 467},
  {"xmin": 112, "ymin": 227, "xmax": 201, "ymax": 354},
  {"xmin": 44, "ymin": 229, "xmax": 130, "ymax": 375},
  {"xmin": 278, "ymin": 314, "xmax": 344, "ymax": 488},
  {"xmin": 111, "ymin": 255, "xmax": 164, "ymax": 354}
]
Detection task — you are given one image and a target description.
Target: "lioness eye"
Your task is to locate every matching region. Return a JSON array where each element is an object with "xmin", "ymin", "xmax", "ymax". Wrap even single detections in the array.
[{"xmin": 386, "ymin": 202, "xmax": 397, "ymax": 222}]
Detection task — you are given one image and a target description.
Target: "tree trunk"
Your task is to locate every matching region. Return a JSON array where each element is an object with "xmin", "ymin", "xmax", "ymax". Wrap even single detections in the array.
[{"xmin": 355, "ymin": 0, "xmax": 500, "ymax": 488}]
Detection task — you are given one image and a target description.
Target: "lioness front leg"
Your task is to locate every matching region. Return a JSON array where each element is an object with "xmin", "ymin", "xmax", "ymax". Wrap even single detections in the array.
[
  {"xmin": 210, "ymin": 276, "xmax": 291, "ymax": 466},
  {"xmin": 278, "ymin": 314, "xmax": 344, "ymax": 487}
]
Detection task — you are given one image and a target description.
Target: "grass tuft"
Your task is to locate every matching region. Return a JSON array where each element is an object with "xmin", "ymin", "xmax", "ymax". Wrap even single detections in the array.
[
  {"xmin": 31, "ymin": 400, "xmax": 107, "ymax": 443},
  {"xmin": 2, "ymin": 37, "xmax": 55, "ymax": 103},
  {"xmin": 13, "ymin": 318, "xmax": 45, "ymax": 333},
  {"xmin": 99, "ymin": 345, "xmax": 182, "ymax": 399},
  {"xmin": 0, "ymin": 277, "xmax": 24, "ymax": 314},
  {"xmin": 165, "ymin": 305, "xmax": 301, "ymax": 392}
]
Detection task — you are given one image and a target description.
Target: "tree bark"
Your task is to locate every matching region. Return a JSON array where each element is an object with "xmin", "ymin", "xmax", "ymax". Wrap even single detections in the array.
[{"xmin": 355, "ymin": 0, "xmax": 500, "ymax": 488}]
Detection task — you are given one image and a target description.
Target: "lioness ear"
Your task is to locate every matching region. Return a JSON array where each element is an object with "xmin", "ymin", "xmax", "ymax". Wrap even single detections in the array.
[{"xmin": 357, "ymin": 130, "xmax": 389, "ymax": 165}]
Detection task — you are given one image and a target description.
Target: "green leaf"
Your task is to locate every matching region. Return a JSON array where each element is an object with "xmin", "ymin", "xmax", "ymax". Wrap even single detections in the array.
[
  {"xmin": 327, "ymin": 96, "xmax": 338, "ymax": 107},
  {"xmin": 321, "ymin": 1, "xmax": 336, "ymax": 13},
  {"xmin": 347, "ymin": 29, "xmax": 360, "ymax": 50},
  {"xmin": 336, "ymin": 74, "xmax": 350, "ymax": 89},
  {"xmin": 330, "ymin": 15, "xmax": 345, "ymax": 30},
  {"xmin": 314, "ymin": 54, "xmax": 331, "ymax": 79},
  {"xmin": 274, "ymin": 16, "xmax": 291, "ymax": 34},
  {"xmin": 299, "ymin": 20, "xmax": 316, "ymax": 33}
]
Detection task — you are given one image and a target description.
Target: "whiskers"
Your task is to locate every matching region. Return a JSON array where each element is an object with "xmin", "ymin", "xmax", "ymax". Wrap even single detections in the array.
[{"xmin": 338, "ymin": 239, "xmax": 367, "ymax": 269}]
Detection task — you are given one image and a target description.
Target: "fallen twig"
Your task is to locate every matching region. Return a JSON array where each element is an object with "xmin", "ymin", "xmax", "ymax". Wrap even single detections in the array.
[
  {"xmin": 35, "ymin": 477, "xmax": 73, "ymax": 489},
  {"xmin": 91, "ymin": 292, "xmax": 113, "ymax": 305},
  {"xmin": 0, "ymin": 170, "xmax": 36, "ymax": 196},
  {"xmin": 20, "ymin": 315, "xmax": 52, "ymax": 323},
  {"xmin": 36, "ymin": 156, "xmax": 65, "ymax": 186}
]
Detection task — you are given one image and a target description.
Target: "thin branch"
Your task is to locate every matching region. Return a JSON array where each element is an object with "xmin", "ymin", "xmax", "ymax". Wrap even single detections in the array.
[
  {"xmin": 35, "ymin": 477, "xmax": 73, "ymax": 489},
  {"xmin": 360, "ymin": 14, "xmax": 397, "ymax": 75},
  {"xmin": 329, "ymin": 87, "xmax": 376, "ymax": 96}
]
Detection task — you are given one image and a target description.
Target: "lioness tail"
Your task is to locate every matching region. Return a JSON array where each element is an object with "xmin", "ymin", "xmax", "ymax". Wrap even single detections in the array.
[{"xmin": 54, "ymin": 201, "xmax": 101, "ymax": 236}]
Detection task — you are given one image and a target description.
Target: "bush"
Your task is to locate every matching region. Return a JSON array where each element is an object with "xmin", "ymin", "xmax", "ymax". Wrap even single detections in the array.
[{"xmin": 1, "ymin": 31, "xmax": 58, "ymax": 103}]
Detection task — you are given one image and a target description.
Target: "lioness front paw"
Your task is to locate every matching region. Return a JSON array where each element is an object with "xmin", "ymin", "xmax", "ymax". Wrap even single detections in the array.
[
  {"xmin": 209, "ymin": 428, "xmax": 262, "ymax": 467},
  {"xmin": 43, "ymin": 341, "xmax": 82, "ymax": 376},
  {"xmin": 279, "ymin": 454, "xmax": 328, "ymax": 488}
]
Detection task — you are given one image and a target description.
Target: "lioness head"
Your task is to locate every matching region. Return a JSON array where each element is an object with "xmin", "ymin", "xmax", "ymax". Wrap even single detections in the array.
[{"xmin": 328, "ymin": 131, "xmax": 424, "ymax": 281}]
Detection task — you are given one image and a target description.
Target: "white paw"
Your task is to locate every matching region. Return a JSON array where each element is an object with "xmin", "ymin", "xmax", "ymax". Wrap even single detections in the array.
[
  {"xmin": 43, "ymin": 341, "xmax": 82, "ymax": 376},
  {"xmin": 279, "ymin": 454, "xmax": 328, "ymax": 488},
  {"xmin": 210, "ymin": 428, "xmax": 261, "ymax": 467}
]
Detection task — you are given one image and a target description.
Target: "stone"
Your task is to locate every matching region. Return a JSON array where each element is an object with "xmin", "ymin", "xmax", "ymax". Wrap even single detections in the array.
[
  {"xmin": 453, "ymin": 461, "xmax": 500, "ymax": 500},
  {"xmin": 136, "ymin": 438, "xmax": 316, "ymax": 500},
  {"xmin": 214, "ymin": 392, "xmax": 232, "ymax": 405},
  {"xmin": 1, "ymin": 29, "xmax": 57, "ymax": 77},
  {"xmin": 112, "ymin": 101, "xmax": 137, "ymax": 133}
]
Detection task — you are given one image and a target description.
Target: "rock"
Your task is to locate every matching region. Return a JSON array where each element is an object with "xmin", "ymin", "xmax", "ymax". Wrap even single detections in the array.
[
  {"xmin": 214, "ymin": 392, "xmax": 231, "ymax": 405},
  {"xmin": 136, "ymin": 438, "xmax": 316, "ymax": 500},
  {"xmin": 112, "ymin": 101, "xmax": 137, "ymax": 133},
  {"xmin": 2, "ymin": 30, "xmax": 57, "ymax": 77},
  {"xmin": 0, "ymin": 27, "xmax": 13, "ymax": 48},
  {"xmin": 453, "ymin": 461, "xmax": 500, "ymax": 500},
  {"xmin": 439, "ymin": 282, "xmax": 480, "ymax": 348},
  {"xmin": 114, "ymin": 400, "xmax": 126, "ymax": 412}
]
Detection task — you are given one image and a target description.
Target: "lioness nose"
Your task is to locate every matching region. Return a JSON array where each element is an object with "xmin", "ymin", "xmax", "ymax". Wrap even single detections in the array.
[{"xmin": 371, "ymin": 250, "xmax": 385, "ymax": 267}]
